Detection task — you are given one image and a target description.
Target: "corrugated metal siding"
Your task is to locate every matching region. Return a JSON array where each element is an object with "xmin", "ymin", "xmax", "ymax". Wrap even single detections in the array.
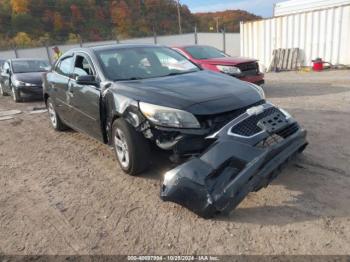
[
  {"xmin": 274, "ymin": 0, "xmax": 350, "ymax": 16},
  {"xmin": 241, "ymin": 4, "xmax": 350, "ymax": 70}
]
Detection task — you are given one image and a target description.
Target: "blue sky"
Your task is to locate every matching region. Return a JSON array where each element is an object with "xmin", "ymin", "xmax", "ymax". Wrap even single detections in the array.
[{"xmin": 181, "ymin": 0, "xmax": 285, "ymax": 17}]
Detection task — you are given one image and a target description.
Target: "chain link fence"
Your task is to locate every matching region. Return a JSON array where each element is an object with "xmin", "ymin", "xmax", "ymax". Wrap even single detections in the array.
[{"xmin": 0, "ymin": 31, "xmax": 240, "ymax": 64}]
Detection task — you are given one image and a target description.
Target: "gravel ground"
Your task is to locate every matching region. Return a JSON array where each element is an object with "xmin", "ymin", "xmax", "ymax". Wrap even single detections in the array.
[{"xmin": 0, "ymin": 70, "xmax": 349, "ymax": 255}]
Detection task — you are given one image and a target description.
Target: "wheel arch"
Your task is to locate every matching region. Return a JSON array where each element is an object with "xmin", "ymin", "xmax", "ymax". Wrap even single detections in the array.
[
  {"xmin": 44, "ymin": 93, "xmax": 49, "ymax": 106},
  {"xmin": 103, "ymin": 91, "xmax": 145, "ymax": 145}
]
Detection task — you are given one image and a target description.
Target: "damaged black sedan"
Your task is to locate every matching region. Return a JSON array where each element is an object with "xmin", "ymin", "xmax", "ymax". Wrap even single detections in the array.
[{"xmin": 43, "ymin": 44, "xmax": 307, "ymax": 218}]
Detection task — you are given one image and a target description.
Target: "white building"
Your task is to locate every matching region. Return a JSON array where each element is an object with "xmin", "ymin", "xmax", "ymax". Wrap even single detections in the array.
[
  {"xmin": 274, "ymin": 0, "xmax": 350, "ymax": 16},
  {"xmin": 240, "ymin": 0, "xmax": 350, "ymax": 70}
]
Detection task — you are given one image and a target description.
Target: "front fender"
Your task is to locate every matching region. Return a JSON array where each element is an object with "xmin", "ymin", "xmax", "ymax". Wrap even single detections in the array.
[{"xmin": 103, "ymin": 90, "xmax": 145, "ymax": 144}]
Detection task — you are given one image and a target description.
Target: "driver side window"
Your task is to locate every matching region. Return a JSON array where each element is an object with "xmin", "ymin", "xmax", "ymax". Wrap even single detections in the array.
[{"xmin": 73, "ymin": 55, "xmax": 94, "ymax": 78}]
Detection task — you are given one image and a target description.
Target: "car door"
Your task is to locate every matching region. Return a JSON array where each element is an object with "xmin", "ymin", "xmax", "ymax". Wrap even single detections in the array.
[
  {"xmin": 1, "ymin": 61, "xmax": 11, "ymax": 93},
  {"xmin": 68, "ymin": 53, "xmax": 103, "ymax": 142},
  {"xmin": 48, "ymin": 56, "xmax": 75, "ymax": 123}
]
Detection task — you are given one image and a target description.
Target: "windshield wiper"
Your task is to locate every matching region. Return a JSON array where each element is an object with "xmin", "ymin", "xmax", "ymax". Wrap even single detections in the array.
[
  {"xmin": 163, "ymin": 70, "xmax": 198, "ymax": 77},
  {"xmin": 114, "ymin": 71, "xmax": 198, "ymax": 81},
  {"xmin": 15, "ymin": 71, "xmax": 45, "ymax": 74},
  {"xmin": 115, "ymin": 77, "xmax": 143, "ymax": 81}
]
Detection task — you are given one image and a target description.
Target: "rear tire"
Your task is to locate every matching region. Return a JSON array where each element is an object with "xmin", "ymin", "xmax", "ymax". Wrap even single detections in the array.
[
  {"xmin": 47, "ymin": 97, "xmax": 68, "ymax": 131},
  {"xmin": 112, "ymin": 119, "xmax": 151, "ymax": 176}
]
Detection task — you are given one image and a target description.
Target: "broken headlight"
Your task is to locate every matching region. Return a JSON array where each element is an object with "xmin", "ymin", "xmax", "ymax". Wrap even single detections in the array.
[{"xmin": 139, "ymin": 102, "xmax": 201, "ymax": 129}]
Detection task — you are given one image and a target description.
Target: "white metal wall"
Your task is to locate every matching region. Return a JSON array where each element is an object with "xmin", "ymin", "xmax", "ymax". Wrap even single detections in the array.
[
  {"xmin": 274, "ymin": 0, "xmax": 350, "ymax": 16},
  {"xmin": 241, "ymin": 4, "xmax": 350, "ymax": 70}
]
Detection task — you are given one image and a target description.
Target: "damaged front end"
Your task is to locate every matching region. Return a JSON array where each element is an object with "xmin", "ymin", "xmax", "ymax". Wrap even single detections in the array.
[{"xmin": 160, "ymin": 103, "xmax": 308, "ymax": 218}]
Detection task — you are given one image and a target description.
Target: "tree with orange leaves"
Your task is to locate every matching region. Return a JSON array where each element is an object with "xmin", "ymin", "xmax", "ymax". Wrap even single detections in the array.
[
  {"xmin": 53, "ymin": 12, "xmax": 64, "ymax": 31},
  {"xmin": 110, "ymin": 0, "xmax": 132, "ymax": 38},
  {"xmin": 10, "ymin": 0, "xmax": 28, "ymax": 14}
]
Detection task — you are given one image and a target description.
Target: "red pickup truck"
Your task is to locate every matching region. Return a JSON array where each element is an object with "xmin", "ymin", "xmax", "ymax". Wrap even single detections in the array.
[{"xmin": 173, "ymin": 45, "xmax": 264, "ymax": 86}]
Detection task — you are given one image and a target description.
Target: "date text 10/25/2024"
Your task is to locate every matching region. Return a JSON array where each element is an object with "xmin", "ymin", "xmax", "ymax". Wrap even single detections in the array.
[{"xmin": 127, "ymin": 256, "xmax": 220, "ymax": 261}]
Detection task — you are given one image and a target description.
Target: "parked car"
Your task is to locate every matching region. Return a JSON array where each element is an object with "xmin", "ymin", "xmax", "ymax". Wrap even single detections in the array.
[
  {"xmin": 0, "ymin": 58, "xmax": 50, "ymax": 101},
  {"xmin": 43, "ymin": 44, "xmax": 307, "ymax": 218},
  {"xmin": 172, "ymin": 45, "xmax": 265, "ymax": 86},
  {"xmin": 0, "ymin": 59, "xmax": 5, "ymax": 70}
]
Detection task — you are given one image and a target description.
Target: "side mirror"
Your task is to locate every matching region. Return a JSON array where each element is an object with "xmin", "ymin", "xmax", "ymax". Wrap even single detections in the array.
[
  {"xmin": 5, "ymin": 68, "xmax": 10, "ymax": 75},
  {"xmin": 76, "ymin": 75, "xmax": 98, "ymax": 86}
]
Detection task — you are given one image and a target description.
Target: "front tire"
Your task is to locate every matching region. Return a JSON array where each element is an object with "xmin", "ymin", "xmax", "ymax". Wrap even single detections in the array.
[
  {"xmin": 112, "ymin": 119, "xmax": 151, "ymax": 176},
  {"xmin": 11, "ymin": 86, "xmax": 21, "ymax": 102},
  {"xmin": 0, "ymin": 83, "xmax": 8, "ymax": 96},
  {"xmin": 47, "ymin": 97, "xmax": 68, "ymax": 131}
]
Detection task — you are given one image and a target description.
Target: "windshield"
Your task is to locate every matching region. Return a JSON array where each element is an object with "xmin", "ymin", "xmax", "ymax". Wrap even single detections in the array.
[
  {"xmin": 96, "ymin": 46, "xmax": 200, "ymax": 81},
  {"xmin": 12, "ymin": 60, "xmax": 50, "ymax": 73},
  {"xmin": 185, "ymin": 46, "xmax": 227, "ymax": 60}
]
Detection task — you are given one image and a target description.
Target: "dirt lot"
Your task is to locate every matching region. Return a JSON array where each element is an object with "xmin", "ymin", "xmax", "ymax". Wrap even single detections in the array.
[{"xmin": 0, "ymin": 71, "xmax": 349, "ymax": 255}]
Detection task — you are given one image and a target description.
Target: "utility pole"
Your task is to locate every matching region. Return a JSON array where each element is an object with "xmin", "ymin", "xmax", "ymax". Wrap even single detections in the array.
[
  {"xmin": 215, "ymin": 17, "xmax": 220, "ymax": 33},
  {"xmin": 222, "ymin": 28, "xmax": 226, "ymax": 53},
  {"xmin": 177, "ymin": 0, "xmax": 182, "ymax": 34}
]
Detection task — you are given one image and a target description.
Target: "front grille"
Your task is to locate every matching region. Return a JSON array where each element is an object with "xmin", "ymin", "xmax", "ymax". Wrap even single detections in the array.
[
  {"xmin": 230, "ymin": 107, "xmax": 282, "ymax": 137},
  {"xmin": 256, "ymin": 134, "xmax": 284, "ymax": 148},
  {"xmin": 277, "ymin": 122, "xmax": 299, "ymax": 138},
  {"xmin": 201, "ymin": 100, "xmax": 265, "ymax": 132},
  {"xmin": 256, "ymin": 122, "xmax": 300, "ymax": 148},
  {"xmin": 237, "ymin": 62, "xmax": 260, "ymax": 76}
]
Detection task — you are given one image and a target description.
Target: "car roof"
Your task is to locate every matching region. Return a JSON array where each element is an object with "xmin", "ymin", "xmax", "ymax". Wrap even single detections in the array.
[
  {"xmin": 9, "ymin": 58, "xmax": 48, "ymax": 62},
  {"xmin": 92, "ymin": 43, "xmax": 158, "ymax": 51},
  {"xmin": 70, "ymin": 44, "xmax": 164, "ymax": 54},
  {"xmin": 174, "ymin": 45, "xmax": 214, "ymax": 49}
]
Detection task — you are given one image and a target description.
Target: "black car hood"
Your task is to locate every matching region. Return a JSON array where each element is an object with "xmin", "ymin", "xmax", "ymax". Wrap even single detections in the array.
[
  {"xmin": 13, "ymin": 72, "xmax": 45, "ymax": 85},
  {"xmin": 111, "ymin": 70, "xmax": 263, "ymax": 115}
]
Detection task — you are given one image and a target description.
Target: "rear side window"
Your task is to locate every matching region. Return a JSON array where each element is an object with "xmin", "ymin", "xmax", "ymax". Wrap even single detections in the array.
[
  {"xmin": 56, "ymin": 57, "xmax": 74, "ymax": 77},
  {"xmin": 2, "ymin": 62, "xmax": 10, "ymax": 73}
]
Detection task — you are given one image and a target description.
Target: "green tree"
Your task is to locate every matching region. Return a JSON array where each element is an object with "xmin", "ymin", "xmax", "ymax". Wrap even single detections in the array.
[
  {"xmin": 0, "ymin": 0, "xmax": 261, "ymax": 49},
  {"xmin": 66, "ymin": 33, "xmax": 80, "ymax": 44},
  {"xmin": 12, "ymin": 32, "xmax": 32, "ymax": 47}
]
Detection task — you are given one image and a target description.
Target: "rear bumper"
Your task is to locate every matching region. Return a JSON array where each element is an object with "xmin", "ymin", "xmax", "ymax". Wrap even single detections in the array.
[{"xmin": 160, "ymin": 104, "xmax": 308, "ymax": 218}]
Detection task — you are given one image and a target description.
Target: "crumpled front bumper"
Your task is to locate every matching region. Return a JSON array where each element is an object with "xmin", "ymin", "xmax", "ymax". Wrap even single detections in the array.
[{"xmin": 160, "ymin": 103, "xmax": 308, "ymax": 218}]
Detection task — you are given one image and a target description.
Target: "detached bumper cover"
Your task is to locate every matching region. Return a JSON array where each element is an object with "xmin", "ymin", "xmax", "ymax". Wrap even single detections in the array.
[{"xmin": 160, "ymin": 103, "xmax": 308, "ymax": 218}]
